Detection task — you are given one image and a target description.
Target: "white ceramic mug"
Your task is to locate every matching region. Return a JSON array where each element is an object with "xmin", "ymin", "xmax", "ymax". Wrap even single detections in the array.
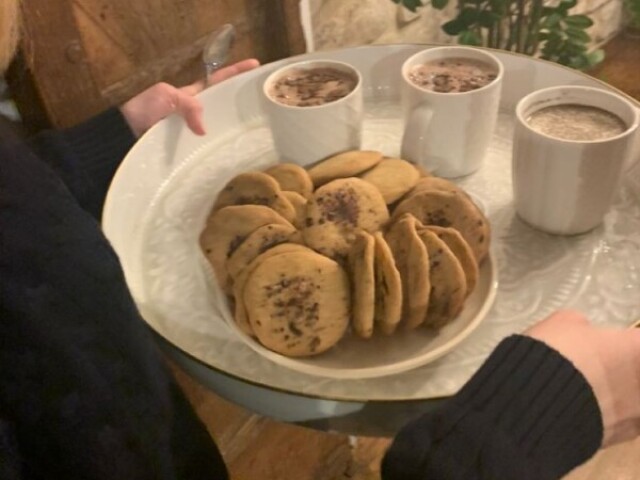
[
  {"xmin": 400, "ymin": 46, "xmax": 504, "ymax": 178},
  {"xmin": 512, "ymin": 86, "xmax": 640, "ymax": 235},
  {"xmin": 262, "ymin": 60, "xmax": 363, "ymax": 167}
]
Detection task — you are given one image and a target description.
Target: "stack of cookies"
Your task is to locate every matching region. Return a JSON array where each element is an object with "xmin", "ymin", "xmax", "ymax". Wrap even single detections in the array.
[{"xmin": 200, "ymin": 150, "xmax": 490, "ymax": 358}]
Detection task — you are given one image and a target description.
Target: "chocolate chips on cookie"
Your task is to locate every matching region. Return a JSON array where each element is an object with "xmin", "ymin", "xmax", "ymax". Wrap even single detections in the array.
[{"xmin": 200, "ymin": 150, "xmax": 490, "ymax": 357}]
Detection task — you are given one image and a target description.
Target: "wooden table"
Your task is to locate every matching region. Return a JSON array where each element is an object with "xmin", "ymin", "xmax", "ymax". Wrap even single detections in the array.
[{"xmin": 170, "ymin": 32, "xmax": 640, "ymax": 480}]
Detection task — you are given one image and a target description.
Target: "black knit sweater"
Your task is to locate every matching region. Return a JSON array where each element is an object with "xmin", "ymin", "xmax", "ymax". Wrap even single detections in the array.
[
  {"xmin": 382, "ymin": 335, "xmax": 603, "ymax": 479},
  {"xmin": 0, "ymin": 109, "xmax": 228, "ymax": 480}
]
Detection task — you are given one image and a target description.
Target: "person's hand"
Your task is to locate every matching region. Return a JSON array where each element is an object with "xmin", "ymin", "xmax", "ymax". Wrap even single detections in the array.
[
  {"xmin": 120, "ymin": 58, "xmax": 260, "ymax": 137},
  {"xmin": 525, "ymin": 310, "xmax": 640, "ymax": 447}
]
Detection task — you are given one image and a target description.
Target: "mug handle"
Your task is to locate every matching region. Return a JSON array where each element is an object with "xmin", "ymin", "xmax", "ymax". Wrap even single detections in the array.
[{"xmin": 401, "ymin": 103, "xmax": 434, "ymax": 168}]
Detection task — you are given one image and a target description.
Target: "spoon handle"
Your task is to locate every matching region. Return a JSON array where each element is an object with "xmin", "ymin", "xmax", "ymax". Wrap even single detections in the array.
[
  {"xmin": 204, "ymin": 62, "xmax": 220, "ymax": 87},
  {"xmin": 202, "ymin": 23, "xmax": 236, "ymax": 88}
]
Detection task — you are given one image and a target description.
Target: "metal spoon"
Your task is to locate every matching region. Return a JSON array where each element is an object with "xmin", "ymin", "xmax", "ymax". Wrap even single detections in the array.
[{"xmin": 202, "ymin": 23, "xmax": 236, "ymax": 87}]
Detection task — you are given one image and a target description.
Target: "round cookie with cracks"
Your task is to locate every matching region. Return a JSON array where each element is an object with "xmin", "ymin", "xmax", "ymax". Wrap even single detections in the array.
[
  {"xmin": 422, "ymin": 225, "xmax": 478, "ymax": 297},
  {"xmin": 372, "ymin": 231, "xmax": 403, "ymax": 335},
  {"xmin": 281, "ymin": 190, "xmax": 308, "ymax": 229},
  {"xmin": 211, "ymin": 171, "xmax": 297, "ymax": 224},
  {"xmin": 347, "ymin": 230, "xmax": 376, "ymax": 339},
  {"xmin": 392, "ymin": 190, "xmax": 490, "ymax": 263},
  {"xmin": 308, "ymin": 150, "xmax": 383, "ymax": 187},
  {"xmin": 359, "ymin": 157, "xmax": 420, "ymax": 204},
  {"xmin": 384, "ymin": 214, "xmax": 431, "ymax": 330},
  {"xmin": 265, "ymin": 163, "xmax": 314, "ymax": 199},
  {"xmin": 226, "ymin": 223, "xmax": 300, "ymax": 282},
  {"xmin": 303, "ymin": 177, "xmax": 389, "ymax": 260},
  {"xmin": 232, "ymin": 243, "xmax": 311, "ymax": 337},
  {"xmin": 243, "ymin": 249, "xmax": 350, "ymax": 357},
  {"xmin": 200, "ymin": 204, "xmax": 293, "ymax": 294},
  {"xmin": 417, "ymin": 227, "xmax": 467, "ymax": 329}
]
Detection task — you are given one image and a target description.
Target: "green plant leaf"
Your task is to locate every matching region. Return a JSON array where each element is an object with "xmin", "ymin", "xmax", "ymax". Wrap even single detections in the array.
[
  {"xmin": 548, "ymin": 31, "xmax": 563, "ymax": 42},
  {"xmin": 626, "ymin": 0, "xmax": 640, "ymax": 29},
  {"xmin": 442, "ymin": 19, "xmax": 466, "ymax": 35},
  {"xmin": 458, "ymin": 7, "xmax": 480, "ymax": 27},
  {"xmin": 540, "ymin": 33, "xmax": 562, "ymax": 57},
  {"xmin": 542, "ymin": 13, "xmax": 563, "ymax": 29},
  {"xmin": 569, "ymin": 55, "xmax": 589, "ymax": 70},
  {"xmin": 489, "ymin": 0, "xmax": 508, "ymax": 14},
  {"xmin": 565, "ymin": 27, "xmax": 591, "ymax": 43},
  {"xmin": 564, "ymin": 15, "xmax": 594, "ymax": 28},
  {"xmin": 627, "ymin": 0, "xmax": 640, "ymax": 16},
  {"xmin": 566, "ymin": 41, "xmax": 588, "ymax": 54},
  {"xmin": 392, "ymin": 0, "xmax": 425, "ymax": 12},
  {"xmin": 431, "ymin": 0, "xmax": 449, "ymax": 9},
  {"xmin": 459, "ymin": 30, "xmax": 483, "ymax": 45},
  {"xmin": 559, "ymin": 0, "xmax": 578, "ymax": 11},
  {"xmin": 478, "ymin": 10, "xmax": 499, "ymax": 28},
  {"xmin": 586, "ymin": 48, "xmax": 605, "ymax": 66}
]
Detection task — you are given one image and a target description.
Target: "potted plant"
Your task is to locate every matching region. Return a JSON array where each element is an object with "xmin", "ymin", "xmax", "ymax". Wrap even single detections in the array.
[
  {"xmin": 392, "ymin": 0, "xmax": 604, "ymax": 70},
  {"xmin": 624, "ymin": 0, "xmax": 640, "ymax": 36}
]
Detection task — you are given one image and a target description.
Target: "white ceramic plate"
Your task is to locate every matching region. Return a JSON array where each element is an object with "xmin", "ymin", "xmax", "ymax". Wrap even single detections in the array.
[{"xmin": 103, "ymin": 45, "xmax": 640, "ymax": 402}]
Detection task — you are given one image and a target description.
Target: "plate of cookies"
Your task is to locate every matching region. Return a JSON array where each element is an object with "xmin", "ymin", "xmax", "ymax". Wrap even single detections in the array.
[
  {"xmin": 198, "ymin": 150, "xmax": 497, "ymax": 378},
  {"xmin": 103, "ymin": 44, "xmax": 640, "ymax": 402}
]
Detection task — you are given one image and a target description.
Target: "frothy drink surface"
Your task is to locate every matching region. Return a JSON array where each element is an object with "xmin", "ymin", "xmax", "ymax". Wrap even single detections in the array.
[
  {"xmin": 527, "ymin": 104, "xmax": 627, "ymax": 141},
  {"xmin": 270, "ymin": 67, "xmax": 357, "ymax": 107},
  {"xmin": 408, "ymin": 58, "xmax": 497, "ymax": 93}
]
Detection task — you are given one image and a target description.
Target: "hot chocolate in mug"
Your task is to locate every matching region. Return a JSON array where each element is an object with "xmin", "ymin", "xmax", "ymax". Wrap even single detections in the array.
[
  {"xmin": 262, "ymin": 59, "xmax": 363, "ymax": 167},
  {"xmin": 512, "ymin": 85, "xmax": 640, "ymax": 235},
  {"xmin": 400, "ymin": 46, "xmax": 504, "ymax": 178}
]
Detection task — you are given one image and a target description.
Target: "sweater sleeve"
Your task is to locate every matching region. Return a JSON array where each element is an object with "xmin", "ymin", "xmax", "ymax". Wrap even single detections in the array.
[
  {"xmin": 381, "ymin": 335, "xmax": 603, "ymax": 480},
  {"xmin": 27, "ymin": 107, "xmax": 136, "ymax": 219},
  {"xmin": 1, "ymin": 125, "xmax": 228, "ymax": 480}
]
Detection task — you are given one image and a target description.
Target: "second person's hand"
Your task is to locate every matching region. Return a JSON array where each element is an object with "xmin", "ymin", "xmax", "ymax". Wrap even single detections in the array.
[
  {"xmin": 525, "ymin": 310, "xmax": 640, "ymax": 447},
  {"xmin": 120, "ymin": 58, "xmax": 260, "ymax": 137}
]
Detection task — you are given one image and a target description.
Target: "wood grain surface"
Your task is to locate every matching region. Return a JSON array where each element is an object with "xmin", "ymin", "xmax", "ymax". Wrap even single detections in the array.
[
  {"xmin": 8, "ymin": 0, "xmax": 306, "ymax": 129},
  {"xmin": 166, "ymin": 31, "xmax": 640, "ymax": 479}
]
